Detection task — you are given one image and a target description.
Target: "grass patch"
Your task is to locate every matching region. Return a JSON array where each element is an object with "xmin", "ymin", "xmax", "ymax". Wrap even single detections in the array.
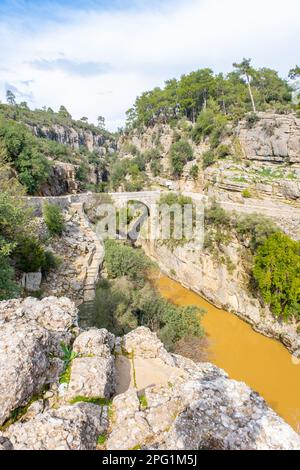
[
  {"xmin": 97, "ymin": 434, "xmax": 107, "ymax": 445},
  {"xmin": 69, "ymin": 396, "xmax": 112, "ymax": 406},
  {"xmin": 138, "ymin": 394, "xmax": 148, "ymax": 409}
]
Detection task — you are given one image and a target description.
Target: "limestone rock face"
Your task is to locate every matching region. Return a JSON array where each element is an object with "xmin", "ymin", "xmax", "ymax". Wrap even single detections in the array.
[
  {"xmin": 238, "ymin": 113, "xmax": 300, "ymax": 163},
  {"xmin": 153, "ymin": 377, "xmax": 300, "ymax": 450},
  {"xmin": 67, "ymin": 329, "xmax": 116, "ymax": 400},
  {"xmin": 122, "ymin": 326, "xmax": 175, "ymax": 365},
  {"xmin": 31, "ymin": 123, "xmax": 116, "ymax": 154},
  {"xmin": 0, "ymin": 297, "xmax": 77, "ymax": 426},
  {"xmin": 5, "ymin": 403, "xmax": 106, "ymax": 450},
  {"xmin": 72, "ymin": 328, "xmax": 115, "ymax": 358},
  {"xmin": 39, "ymin": 162, "xmax": 78, "ymax": 196}
]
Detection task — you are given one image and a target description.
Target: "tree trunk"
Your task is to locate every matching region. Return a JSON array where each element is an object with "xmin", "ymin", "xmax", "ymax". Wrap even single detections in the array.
[{"xmin": 246, "ymin": 74, "xmax": 256, "ymax": 113}]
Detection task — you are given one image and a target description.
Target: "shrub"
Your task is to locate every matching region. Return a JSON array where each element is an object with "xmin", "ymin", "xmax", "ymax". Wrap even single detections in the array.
[
  {"xmin": 150, "ymin": 159, "xmax": 163, "ymax": 177},
  {"xmin": 189, "ymin": 164, "xmax": 199, "ymax": 180},
  {"xmin": 236, "ymin": 213, "xmax": 279, "ymax": 252},
  {"xmin": 170, "ymin": 140, "xmax": 193, "ymax": 176},
  {"xmin": 217, "ymin": 144, "xmax": 231, "ymax": 158},
  {"xmin": 43, "ymin": 203, "xmax": 65, "ymax": 236},
  {"xmin": 0, "ymin": 255, "xmax": 20, "ymax": 300},
  {"xmin": 253, "ymin": 232, "xmax": 300, "ymax": 319},
  {"xmin": 205, "ymin": 202, "xmax": 231, "ymax": 228},
  {"xmin": 15, "ymin": 238, "xmax": 46, "ymax": 273},
  {"xmin": 104, "ymin": 240, "xmax": 151, "ymax": 286},
  {"xmin": 202, "ymin": 150, "xmax": 216, "ymax": 169},
  {"xmin": 43, "ymin": 250, "xmax": 61, "ymax": 274},
  {"xmin": 245, "ymin": 112, "xmax": 260, "ymax": 128},
  {"xmin": 242, "ymin": 188, "xmax": 252, "ymax": 198}
]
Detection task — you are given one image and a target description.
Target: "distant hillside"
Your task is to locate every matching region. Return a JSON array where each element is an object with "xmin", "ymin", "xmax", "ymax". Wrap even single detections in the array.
[{"xmin": 0, "ymin": 102, "xmax": 117, "ymax": 195}]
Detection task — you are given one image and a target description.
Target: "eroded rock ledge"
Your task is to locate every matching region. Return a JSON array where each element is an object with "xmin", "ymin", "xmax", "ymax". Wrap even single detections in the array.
[{"xmin": 0, "ymin": 298, "xmax": 299, "ymax": 450}]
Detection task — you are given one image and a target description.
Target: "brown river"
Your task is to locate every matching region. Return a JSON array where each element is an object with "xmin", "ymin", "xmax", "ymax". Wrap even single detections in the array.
[{"xmin": 157, "ymin": 275, "xmax": 300, "ymax": 433}]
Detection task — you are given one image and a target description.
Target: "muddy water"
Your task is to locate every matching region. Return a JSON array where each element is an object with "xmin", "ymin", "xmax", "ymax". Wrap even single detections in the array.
[{"xmin": 157, "ymin": 275, "xmax": 300, "ymax": 432}]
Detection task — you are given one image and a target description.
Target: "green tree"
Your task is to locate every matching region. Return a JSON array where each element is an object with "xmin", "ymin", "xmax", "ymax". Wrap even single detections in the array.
[
  {"xmin": 43, "ymin": 202, "xmax": 65, "ymax": 236},
  {"xmin": 58, "ymin": 105, "xmax": 72, "ymax": 120},
  {"xmin": 253, "ymin": 232, "xmax": 300, "ymax": 319},
  {"xmin": 288, "ymin": 66, "xmax": 300, "ymax": 80},
  {"xmin": 233, "ymin": 58, "xmax": 257, "ymax": 112},
  {"xmin": 169, "ymin": 140, "xmax": 193, "ymax": 177},
  {"xmin": 6, "ymin": 90, "xmax": 16, "ymax": 106}
]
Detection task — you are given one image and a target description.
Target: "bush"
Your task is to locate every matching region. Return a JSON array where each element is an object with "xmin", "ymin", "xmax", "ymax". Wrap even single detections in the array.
[
  {"xmin": 253, "ymin": 232, "xmax": 300, "ymax": 319},
  {"xmin": 0, "ymin": 255, "xmax": 20, "ymax": 300},
  {"xmin": 104, "ymin": 240, "xmax": 151, "ymax": 286},
  {"xmin": 202, "ymin": 150, "xmax": 216, "ymax": 169},
  {"xmin": 43, "ymin": 203, "xmax": 65, "ymax": 236},
  {"xmin": 242, "ymin": 188, "xmax": 252, "ymax": 198},
  {"xmin": 43, "ymin": 250, "xmax": 61, "ymax": 275},
  {"xmin": 217, "ymin": 144, "xmax": 231, "ymax": 158},
  {"xmin": 84, "ymin": 275, "xmax": 205, "ymax": 350},
  {"xmin": 150, "ymin": 159, "xmax": 163, "ymax": 177},
  {"xmin": 15, "ymin": 238, "xmax": 46, "ymax": 273},
  {"xmin": 170, "ymin": 140, "xmax": 193, "ymax": 176},
  {"xmin": 236, "ymin": 213, "xmax": 279, "ymax": 252},
  {"xmin": 245, "ymin": 113, "xmax": 260, "ymax": 128},
  {"xmin": 189, "ymin": 164, "xmax": 199, "ymax": 180},
  {"xmin": 205, "ymin": 202, "xmax": 231, "ymax": 228}
]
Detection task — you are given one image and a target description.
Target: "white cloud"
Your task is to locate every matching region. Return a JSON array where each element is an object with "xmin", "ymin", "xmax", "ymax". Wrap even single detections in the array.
[{"xmin": 0, "ymin": 0, "xmax": 299, "ymax": 130}]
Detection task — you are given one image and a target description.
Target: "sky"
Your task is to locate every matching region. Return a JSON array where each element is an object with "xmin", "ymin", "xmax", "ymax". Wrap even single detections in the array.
[{"xmin": 0, "ymin": 0, "xmax": 299, "ymax": 131}]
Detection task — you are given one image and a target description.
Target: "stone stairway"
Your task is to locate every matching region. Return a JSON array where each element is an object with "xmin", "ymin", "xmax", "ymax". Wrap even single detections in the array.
[{"xmin": 71, "ymin": 203, "xmax": 104, "ymax": 302}]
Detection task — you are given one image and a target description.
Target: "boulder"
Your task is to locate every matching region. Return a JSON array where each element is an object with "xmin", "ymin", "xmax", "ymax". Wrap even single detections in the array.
[
  {"xmin": 0, "ymin": 297, "xmax": 77, "ymax": 425},
  {"xmin": 21, "ymin": 272, "xmax": 42, "ymax": 292},
  {"xmin": 6, "ymin": 403, "xmax": 106, "ymax": 450}
]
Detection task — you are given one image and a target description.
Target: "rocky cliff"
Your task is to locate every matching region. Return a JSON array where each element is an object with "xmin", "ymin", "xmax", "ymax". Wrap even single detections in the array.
[
  {"xmin": 31, "ymin": 123, "xmax": 117, "ymax": 156},
  {"xmin": 119, "ymin": 112, "xmax": 300, "ymax": 201},
  {"xmin": 0, "ymin": 297, "xmax": 299, "ymax": 450}
]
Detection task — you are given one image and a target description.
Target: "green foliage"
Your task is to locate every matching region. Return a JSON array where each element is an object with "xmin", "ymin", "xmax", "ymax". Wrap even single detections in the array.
[
  {"xmin": 235, "ymin": 213, "xmax": 279, "ymax": 253},
  {"xmin": 82, "ymin": 242, "xmax": 205, "ymax": 350},
  {"xmin": 242, "ymin": 188, "xmax": 252, "ymax": 198},
  {"xmin": 205, "ymin": 202, "xmax": 231, "ymax": 228},
  {"xmin": 253, "ymin": 233, "xmax": 300, "ymax": 319},
  {"xmin": 0, "ymin": 170, "xmax": 35, "ymax": 298},
  {"xmin": 43, "ymin": 202, "xmax": 65, "ymax": 236},
  {"xmin": 216, "ymin": 144, "xmax": 231, "ymax": 158},
  {"xmin": 245, "ymin": 112, "xmax": 260, "ymax": 128},
  {"xmin": 126, "ymin": 62, "xmax": 292, "ymax": 129},
  {"xmin": 97, "ymin": 434, "xmax": 107, "ymax": 445},
  {"xmin": 189, "ymin": 164, "xmax": 199, "ymax": 180},
  {"xmin": 59, "ymin": 343, "xmax": 78, "ymax": 384},
  {"xmin": 104, "ymin": 240, "xmax": 152, "ymax": 286},
  {"xmin": 14, "ymin": 238, "xmax": 46, "ymax": 273},
  {"xmin": 69, "ymin": 396, "xmax": 112, "ymax": 406},
  {"xmin": 0, "ymin": 255, "xmax": 20, "ymax": 300},
  {"xmin": 138, "ymin": 394, "xmax": 148, "ymax": 409},
  {"xmin": 202, "ymin": 150, "xmax": 216, "ymax": 169},
  {"xmin": 0, "ymin": 117, "xmax": 50, "ymax": 194},
  {"xmin": 169, "ymin": 140, "xmax": 194, "ymax": 176}
]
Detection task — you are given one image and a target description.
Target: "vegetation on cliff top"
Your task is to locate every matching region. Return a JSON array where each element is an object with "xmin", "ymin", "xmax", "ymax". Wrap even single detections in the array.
[{"xmin": 126, "ymin": 59, "xmax": 296, "ymax": 129}]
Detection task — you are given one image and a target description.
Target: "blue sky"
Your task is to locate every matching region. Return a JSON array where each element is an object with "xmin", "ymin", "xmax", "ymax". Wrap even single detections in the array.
[{"xmin": 0, "ymin": 0, "xmax": 299, "ymax": 130}]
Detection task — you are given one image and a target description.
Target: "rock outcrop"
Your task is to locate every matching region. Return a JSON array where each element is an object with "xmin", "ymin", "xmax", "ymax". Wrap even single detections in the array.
[
  {"xmin": 31, "ymin": 123, "xmax": 116, "ymax": 155},
  {"xmin": 38, "ymin": 162, "xmax": 78, "ymax": 196},
  {"xmin": 0, "ymin": 300, "xmax": 299, "ymax": 451},
  {"xmin": 0, "ymin": 297, "xmax": 77, "ymax": 426},
  {"xmin": 237, "ymin": 113, "xmax": 300, "ymax": 164}
]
